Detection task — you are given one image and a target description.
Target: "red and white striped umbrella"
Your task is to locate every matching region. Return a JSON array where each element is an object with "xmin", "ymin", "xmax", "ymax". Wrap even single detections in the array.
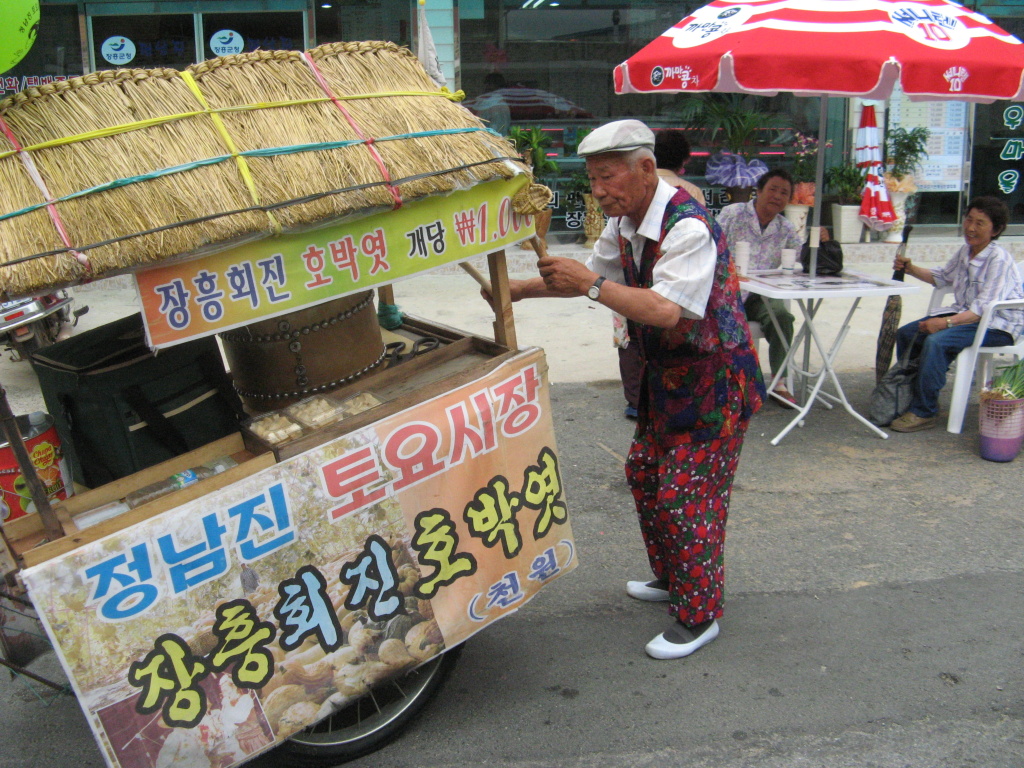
[
  {"xmin": 855, "ymin": 104, "xmax": 897, "ymax": 231},
  {"xmin": 612, "ymin": 0, "xmax": 1024, "ymax": 273},
  {"xmin": 614, "ymin": 0, "xmax": 1024, "ymax": 101}
]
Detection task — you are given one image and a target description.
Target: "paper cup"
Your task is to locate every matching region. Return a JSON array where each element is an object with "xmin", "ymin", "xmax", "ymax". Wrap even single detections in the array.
[
  {"xmin": 734, "ymin": 242, "xmax": 750, "ymax": 276},
  {"xmin": 780, "ymin": 248, "xmax": 797, "ymax": 272}
]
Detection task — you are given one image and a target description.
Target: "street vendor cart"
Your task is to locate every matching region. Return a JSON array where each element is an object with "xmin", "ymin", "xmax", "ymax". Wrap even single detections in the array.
[{"xmin": 0, "ymin": 41, "xmax": 575, "ymax": 768}]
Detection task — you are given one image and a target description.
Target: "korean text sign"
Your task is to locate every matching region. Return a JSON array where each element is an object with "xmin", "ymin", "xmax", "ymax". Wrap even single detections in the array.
[
  {"xmin": 22, "ymin": 347, "xmax": 574, "ymax": 768},
  {"xmin": 135, "ymin": 176, "xmax": 535, "ymax": 349}
]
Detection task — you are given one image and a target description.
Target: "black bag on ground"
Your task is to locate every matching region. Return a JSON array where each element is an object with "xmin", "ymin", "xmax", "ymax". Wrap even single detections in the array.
[
  {"xmin": 868, "ymin": 333, "xmax": 921, "ymax": 426},
  {"xmin": 800, "ymin": 239, "xmax": 844, "ymax": 275},
  {"xmin": 30, "ymin": 313, "xmax": 243, "ymax": 487}
]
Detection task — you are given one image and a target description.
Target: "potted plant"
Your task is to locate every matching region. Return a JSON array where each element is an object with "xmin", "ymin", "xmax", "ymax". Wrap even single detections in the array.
[
  {"xmin": 824, "ymin": 162, "xmax": 867, "ymax": 243},
  {"xmin": 508, "ymin": 126, "xmax": 559, "ymax": 248},
  {"xmin": 882, "ymin": 126, "xmax": 930, "ymax": 242},
  {"xmin": 978, "ymin": 360, "xmax": 1024, "ymax": 462},
  {"xmin": 508, "ymin": 126, "xmax": 560, "ymax": 177},
  {"xmin": 674, "ymin": 94, "xmax": 789, "ymax": 202},
  {"xmin": 785, "ymin": 131, "xmax": 831, "ymax": 238}
]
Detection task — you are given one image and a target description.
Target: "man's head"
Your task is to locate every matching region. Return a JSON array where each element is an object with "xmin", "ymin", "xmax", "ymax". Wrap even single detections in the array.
[
  {"xmin": 578, "ymin": 120, "xmax": 659, "ymax": 223},
  {"xmin": 654, "ymin": 129, "xmax": 692, "ymax": 173},
  {"xmin": 754, "ymin": 168, "xmax": 794, "ymax": 222}
]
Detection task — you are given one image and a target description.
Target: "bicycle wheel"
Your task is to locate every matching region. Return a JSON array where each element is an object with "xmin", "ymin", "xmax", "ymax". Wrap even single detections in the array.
[{"xmin": 278, "ymin": 644, "xmax": 463, "ymax": 766}]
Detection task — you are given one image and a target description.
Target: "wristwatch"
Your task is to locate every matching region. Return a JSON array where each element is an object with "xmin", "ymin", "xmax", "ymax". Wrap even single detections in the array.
[
  {"xmin": 946, "ymin": 317, "xmax": 953, "ymax": 328},
  {"xmin": 587, "ymin": 276, "xmax": 606, "ymax": 301}
]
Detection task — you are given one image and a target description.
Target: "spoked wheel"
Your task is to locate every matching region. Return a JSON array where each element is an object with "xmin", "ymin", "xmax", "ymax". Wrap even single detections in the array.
[{"xmin": 279, "ymin": 645, "xmax": 462, "ymax": 766}]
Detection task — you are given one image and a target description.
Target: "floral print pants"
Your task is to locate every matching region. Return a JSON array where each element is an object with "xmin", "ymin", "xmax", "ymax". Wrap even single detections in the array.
[{"xmin": 624, "ymin": 414, "xmax": 749, "ymax": 627}]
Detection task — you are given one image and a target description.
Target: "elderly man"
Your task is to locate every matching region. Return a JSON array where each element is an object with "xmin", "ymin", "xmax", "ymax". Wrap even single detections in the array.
[
  {"xmin": 505, "ymin": 120, "xmax": 764, "ymax": 659},
  {"xmin": 716, "ymin": 168, "xmax": 805, "ymax": 403}
]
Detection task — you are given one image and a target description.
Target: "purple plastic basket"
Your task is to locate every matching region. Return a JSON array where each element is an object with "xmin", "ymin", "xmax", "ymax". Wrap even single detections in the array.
[{"xmin": 978, "ymin": 398, "xmax": 1024, "ymax": 462}]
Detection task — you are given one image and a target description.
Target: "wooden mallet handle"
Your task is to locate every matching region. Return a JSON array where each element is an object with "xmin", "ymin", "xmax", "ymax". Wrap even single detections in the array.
[{"xmin": 459, "ymin": 262, "xmax": 492, "ymax": 294}]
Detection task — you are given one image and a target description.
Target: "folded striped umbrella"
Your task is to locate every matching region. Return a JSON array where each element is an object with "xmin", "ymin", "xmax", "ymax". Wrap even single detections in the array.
[{"xmin": 856, "ymin": 105, "xmax": 898, "ymax": 231}]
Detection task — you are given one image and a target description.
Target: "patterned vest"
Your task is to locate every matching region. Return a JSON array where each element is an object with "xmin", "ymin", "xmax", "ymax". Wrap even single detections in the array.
[{"xmin": 619, "ymin": 188, "xmax": 765, "ymax": 443}]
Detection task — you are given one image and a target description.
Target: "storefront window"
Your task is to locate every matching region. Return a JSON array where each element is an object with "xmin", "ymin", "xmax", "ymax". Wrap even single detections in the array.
[
  {"xmin": 460, "ymin": 0, "xmax": 837, "ymax": 233},
  {"xmin": 314, "ymin": 0, "xmax": 409, "ymax": 47},
  {"xmin": 2, "ymin": 4, "xmax": 83, "ymax": 100},
  {"xmin": 91, "ymin": 14, "xmax": 195, "ymax": 70},
  {"xmin": 970, "ymin": 15, "xmax": 1023, "ymax": 229},
  {"xmin": 200, "ymin": 12, "xmax": 305, "ymax": 59}
]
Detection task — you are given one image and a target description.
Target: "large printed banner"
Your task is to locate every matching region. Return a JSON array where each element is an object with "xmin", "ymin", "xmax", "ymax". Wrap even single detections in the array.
[
  {"xmin": 135, "ymin": 176, "xmax": 535, "ymax": 349},
  {"xmin": 23, "ymin": 347, "xmax": 574, "ymax": 768}
]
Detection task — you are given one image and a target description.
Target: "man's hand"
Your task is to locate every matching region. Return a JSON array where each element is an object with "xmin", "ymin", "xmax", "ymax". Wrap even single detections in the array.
[
  {"xmin": 480, "ymin": 277, "xmax": 543, "ymax": 308},
  {"xmin": 918, "ymin": 316, "xmax": 947, "ymax": 335},
  {"xmin": 536, "ymin": 256, "xmax": 596, "ymax": 297}
]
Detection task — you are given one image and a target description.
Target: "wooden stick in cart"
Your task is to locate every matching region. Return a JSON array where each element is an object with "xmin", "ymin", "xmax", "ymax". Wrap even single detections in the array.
[
  {"xmin": 459, "ymin": 262, "xmax": 492, "ymax": 294},
  {"xmin": 459, "ymin": 237, "xmax": 548, "ymax": 294}
]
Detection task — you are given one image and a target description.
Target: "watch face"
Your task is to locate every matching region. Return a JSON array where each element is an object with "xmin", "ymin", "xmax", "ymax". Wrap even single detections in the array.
[{"xmin": 587, "ymin": 285, "xmax": 599, "ymax": 300}]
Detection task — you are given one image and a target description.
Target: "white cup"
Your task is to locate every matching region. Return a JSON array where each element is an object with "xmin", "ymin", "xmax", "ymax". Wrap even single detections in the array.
[
  {"xmin": 734, "ymin": 241, "xmax": 750, "ymax": 276},
  {"xmin": 780, "ymin": 248, "xmax": 797, "ymax": 273}
]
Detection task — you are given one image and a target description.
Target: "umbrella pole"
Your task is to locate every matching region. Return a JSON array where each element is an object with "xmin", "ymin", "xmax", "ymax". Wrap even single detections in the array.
[{"xmin": 799, "ymin": 95, "xmax": 830, "ymax": 400}]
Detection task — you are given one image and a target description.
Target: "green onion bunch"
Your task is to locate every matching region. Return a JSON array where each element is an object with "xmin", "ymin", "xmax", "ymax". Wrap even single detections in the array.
[{"xmin": 982, "ymin": 359, "xmax": 1024, "ymax": 401}]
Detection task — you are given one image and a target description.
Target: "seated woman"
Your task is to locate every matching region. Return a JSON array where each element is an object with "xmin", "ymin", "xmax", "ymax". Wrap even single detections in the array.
[{"xmin": 891, "ymin": 195, "xmax": 1024, "ymax": 432}]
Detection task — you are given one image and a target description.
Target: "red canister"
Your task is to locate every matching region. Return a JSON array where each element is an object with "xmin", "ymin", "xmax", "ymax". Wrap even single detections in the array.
[{"xmin": 0, "ymin": 411, "xmax": 74, "ymax": 522}]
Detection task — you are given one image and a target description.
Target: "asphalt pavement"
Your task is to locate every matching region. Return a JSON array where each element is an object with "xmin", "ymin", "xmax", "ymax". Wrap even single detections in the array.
[{"xmin": 2, "ymin": 250, "xmax": 1023, "ymax": 768}]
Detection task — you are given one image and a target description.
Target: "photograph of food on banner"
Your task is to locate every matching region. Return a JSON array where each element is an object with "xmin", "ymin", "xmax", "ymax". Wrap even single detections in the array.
[{"xmin": 21, "ymin": 349, "xmax": 575, "ymax": 768}]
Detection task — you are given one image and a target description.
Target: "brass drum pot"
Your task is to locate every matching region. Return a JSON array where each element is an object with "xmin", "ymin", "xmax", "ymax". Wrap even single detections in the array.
[{"xmin": 220, "ymin": 291, "xmax": 385, "ymax": 413}]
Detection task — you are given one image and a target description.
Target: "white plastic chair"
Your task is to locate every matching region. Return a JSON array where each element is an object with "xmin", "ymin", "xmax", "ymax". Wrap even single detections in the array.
[{"xmin": 927, "ymin": 266, "xmax": 1024, "ymax": 433}]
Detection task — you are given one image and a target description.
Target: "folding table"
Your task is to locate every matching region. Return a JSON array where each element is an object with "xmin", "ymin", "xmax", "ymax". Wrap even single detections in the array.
[{"xmin": 743, "ymin": 269, "xmax": 920, "ymax": 445}]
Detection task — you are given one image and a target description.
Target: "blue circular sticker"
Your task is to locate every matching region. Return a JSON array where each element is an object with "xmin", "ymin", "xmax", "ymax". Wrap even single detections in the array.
[
  {"xmin": 100, "ymin": 36, "xmax": 136, "ymax": 65},
  {"xmin": 100, "ymin": 36, "xmax": 136, "ymax": 66},
  {"xmin": 210, "ymin": 29, "xmax": 245, "ymax": 56}
]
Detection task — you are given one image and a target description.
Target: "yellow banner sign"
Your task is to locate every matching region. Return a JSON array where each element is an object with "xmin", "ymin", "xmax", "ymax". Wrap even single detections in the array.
[
  {"xmin": 135, "ymin": 176, "xmax": 535, "ymax": 348},
  {"xmin": 22, "ymin": 347, "xmax": 574, "ymax": 768}
]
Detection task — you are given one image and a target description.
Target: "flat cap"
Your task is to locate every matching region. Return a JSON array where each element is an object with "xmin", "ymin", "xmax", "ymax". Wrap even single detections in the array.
[{"xmin": 577, "ymin": 119, "xmax": 655, "ymax": 158}]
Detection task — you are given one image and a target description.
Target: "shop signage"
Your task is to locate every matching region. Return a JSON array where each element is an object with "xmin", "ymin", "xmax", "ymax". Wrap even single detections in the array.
[
  {"xmin": 22, "ymin": 347, "xmax": 574, "ymax": 768},
  {"xmin": 135, "ymin": 176, "xmax": 535, "ymax": 349},
  {"xmin": 1, "ymin": 74, "xmax": 69, "ymax": 96},
  {"xmin": 101, "ymin": 36, "xmax": 137, "ymax": 65},
  {"xmin": 997, "ymin": 104, "xmax": 1022, "ymax": 196}
]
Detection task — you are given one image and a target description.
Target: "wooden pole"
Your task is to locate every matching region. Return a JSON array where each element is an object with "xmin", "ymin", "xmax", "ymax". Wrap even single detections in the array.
[{"xmin": 485, "ymin": 250, "xmax": 517, "ymax": 350}]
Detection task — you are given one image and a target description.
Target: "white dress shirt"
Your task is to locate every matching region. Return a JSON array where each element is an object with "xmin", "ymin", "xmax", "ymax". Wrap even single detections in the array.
[{"xmin": 585, "ymin": 180, "xmax": 717, "ymax": 320}]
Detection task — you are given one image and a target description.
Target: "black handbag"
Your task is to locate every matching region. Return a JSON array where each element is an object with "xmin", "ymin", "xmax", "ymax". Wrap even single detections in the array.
[
  {"xmin": 800, "ymin": 239, "xmax": 844, "ymax": 276},
  {"xmin": 868, "ymin": 333, "xmax": 921, "ymax": 426}
]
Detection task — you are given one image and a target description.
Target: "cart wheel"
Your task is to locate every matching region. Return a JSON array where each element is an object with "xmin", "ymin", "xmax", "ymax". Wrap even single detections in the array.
[{"xmin": 278, "ymin": 644, "xmax": 462, "ymax": 766}]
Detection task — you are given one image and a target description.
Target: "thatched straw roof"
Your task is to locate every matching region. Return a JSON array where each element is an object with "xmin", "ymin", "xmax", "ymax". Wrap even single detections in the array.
[{"xmin": 0, "ymin": 41, "xmax": 530, "ymax": 298}]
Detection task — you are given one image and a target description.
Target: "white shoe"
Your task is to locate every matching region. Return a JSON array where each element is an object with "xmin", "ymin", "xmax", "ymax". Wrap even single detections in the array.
[
  {"xmin": 626, "ymin": 579, "xmax": 670, "ymax": 602},
  {"xmin": 645, "ymin": 620, "xmax": 719, "ymax": 660}
]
